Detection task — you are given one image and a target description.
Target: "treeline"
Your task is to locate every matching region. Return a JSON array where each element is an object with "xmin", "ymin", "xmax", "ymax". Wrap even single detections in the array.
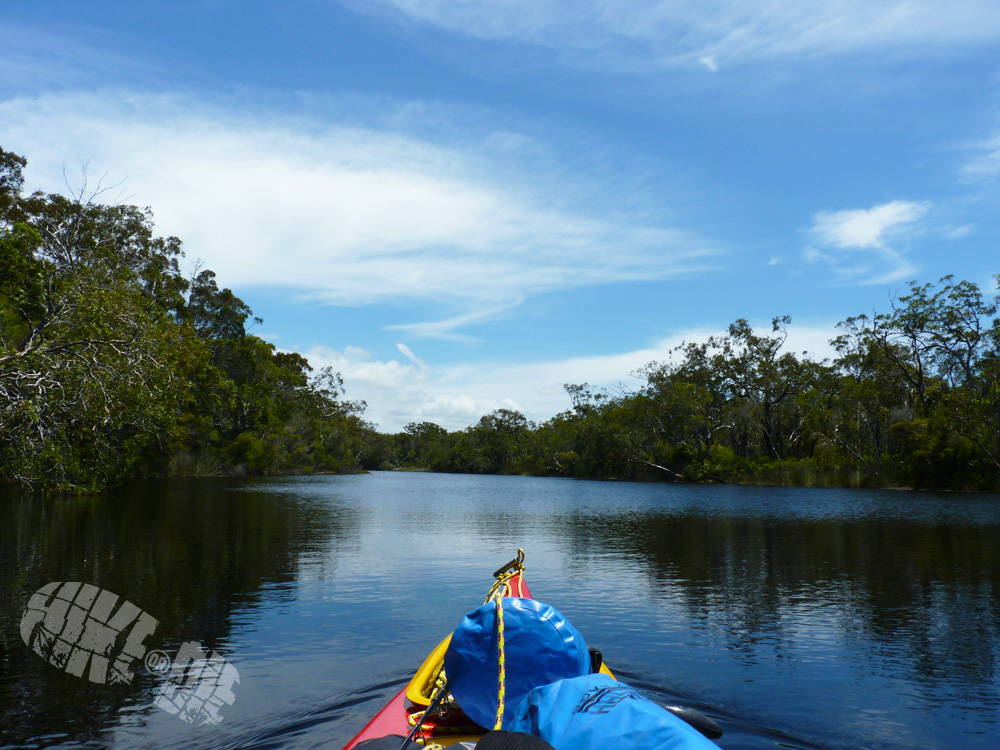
[
  {"xmin": 4, "ymin": 145, "xmax": 999, "ymax": 492},
  {"xmin": 368, "ymin": 282, "xmax": 1000, "ymax": 491},
  {"xmin": 1, "ymin": 147, "xmax": 371, "ymax": 490}
]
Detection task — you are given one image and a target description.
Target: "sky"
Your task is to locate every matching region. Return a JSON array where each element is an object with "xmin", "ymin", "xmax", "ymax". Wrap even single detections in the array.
[{"xmin": 2, "ymin": 1, "xmax": 999, "ymax": 431}]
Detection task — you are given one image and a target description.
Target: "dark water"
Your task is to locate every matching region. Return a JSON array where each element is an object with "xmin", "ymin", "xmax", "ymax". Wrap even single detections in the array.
[{"xmin": 2, "ymin": 472, "xmax": 999, "ymax": 750}]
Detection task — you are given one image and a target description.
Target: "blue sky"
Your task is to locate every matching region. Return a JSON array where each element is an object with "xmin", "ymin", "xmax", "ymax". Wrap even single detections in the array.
[{"xmin": 3, "ymin": 1, "xmax": 999, "ymax": 431}]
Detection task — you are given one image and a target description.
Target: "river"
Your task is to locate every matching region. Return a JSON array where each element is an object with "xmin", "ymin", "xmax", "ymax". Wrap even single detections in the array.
[{"xmin": 2, "ymin": 472, "xmax": 998, "ymax": 749}]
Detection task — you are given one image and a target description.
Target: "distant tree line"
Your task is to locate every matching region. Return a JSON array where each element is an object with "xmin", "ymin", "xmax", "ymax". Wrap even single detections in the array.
[
  {"xmin": 366, "ymin": 278, "xmax": 1000, "ymax": 492},
  {"xmin": 5, "ymin": 144, "xmax": 998, "ymax": 492},
  {"xmin": 1, "ymin": 147, "xmax": 371, "ymax": 490}
]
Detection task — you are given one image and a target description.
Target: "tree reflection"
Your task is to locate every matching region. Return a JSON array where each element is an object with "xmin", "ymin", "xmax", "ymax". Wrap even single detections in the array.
[
  {"xmin": 0, "ymin": 478, "xmax": 357, "ymax": 747},
  {"xmin": 560, "ymin": 503, "xmax": 1000, "ymax": 699}
]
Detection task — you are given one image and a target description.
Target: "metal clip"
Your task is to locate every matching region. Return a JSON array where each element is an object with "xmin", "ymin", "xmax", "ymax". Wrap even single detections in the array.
[{"xmin": 492, "ymin": 548, "xmax": 525, "ymax": 579}]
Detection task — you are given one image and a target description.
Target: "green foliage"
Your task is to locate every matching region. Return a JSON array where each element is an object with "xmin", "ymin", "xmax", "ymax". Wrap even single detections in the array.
[
  {"xmin": 4, "ymin": 142, "xmax": 997, "ymax": 492},
  {"xmin": 0, "ymin": 146, "xmax": 373, "ymax": 491},
  {"xmin": 383, "ymin": 276, "xmax": 1000, "ymax": 491}
]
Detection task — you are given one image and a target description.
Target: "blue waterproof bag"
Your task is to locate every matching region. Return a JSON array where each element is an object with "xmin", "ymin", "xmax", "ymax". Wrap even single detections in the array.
[
  {"xmin": 444, "ymin": 598, "xmax": 590, "ymax": 729},
  {"xmin": 506, "ymin": 673, "xmax": 720, "ymax": 750}
]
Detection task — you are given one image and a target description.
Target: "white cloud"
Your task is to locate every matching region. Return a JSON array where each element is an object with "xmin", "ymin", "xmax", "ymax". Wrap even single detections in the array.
[
  {"xmin": 344, "ymin": 1, "xmax": 1000, "ymax": 70},
  {"xmin": 395, "ymin": 343, "xmax": 425, "ymax": 368},
  {"xmin": 810, "ymin": 201, "xmax": 928, "ymax": 250},
  {"xmin": 307, "ymin": 345, "xmax": 418, "ymax": 393},
  {"xmin": 961, "ymin": 131, "xmax": 1000, "ymax": 179},
  {"xmin": 0, "ymin": 92, "xmax": 712, "ymax": 334},
  {"xmin": 305, "ymin": 321, "xmax": 839, "ymax": 431},
  {"xmin": 385, "ymin": 298, "xmax": 524, "ymax": 342},
  {"xmin": 699, "ymin": 56, "xmax": 719, "ymax": 73},
  {"xmin": 805, "ymin": 200, "xmax": 929, "ymax": 284}
]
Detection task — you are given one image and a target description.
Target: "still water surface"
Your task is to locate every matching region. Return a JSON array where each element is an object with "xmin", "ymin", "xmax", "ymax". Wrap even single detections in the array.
[{"xmin": 2, "ymin": 472, "xmax": 998, "ymax": 749}]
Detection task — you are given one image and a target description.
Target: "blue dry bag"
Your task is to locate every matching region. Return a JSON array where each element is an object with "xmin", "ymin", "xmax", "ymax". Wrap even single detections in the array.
[
  {"xmin": 444, "ymin": 598, "xmax": 590, "ymax": 729},
  {"xmin": 505, "ymin": 673, "xmax": 720, "ymax": 750}
]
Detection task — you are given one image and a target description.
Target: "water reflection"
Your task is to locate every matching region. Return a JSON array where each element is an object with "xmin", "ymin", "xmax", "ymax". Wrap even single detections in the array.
[
  {"xmin": 548, "ymin": 486, "xmax": 1000, "ymax": 748},
  {"xmin": 573, "ymin": 508, "xmax": 999, "ymax": 691},
  {"xmin": 0, "ymin": 478, "xmax": 358, "ymax": 748},
  {"xmin": 2, "ymin": 474, "xmax": 998, "ymax": 750}
]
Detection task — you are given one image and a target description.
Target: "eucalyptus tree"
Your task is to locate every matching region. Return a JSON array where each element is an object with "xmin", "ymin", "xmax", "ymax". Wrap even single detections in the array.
[
  {"xmin": 1, "ymin": 148, "xmax": 190, "ymax": 489},
  {"xmin": 1, "ymin": 145, "xmax": 373, "ymax": 489},
  {"xmin": 467, "ymin": 408, "xmax": 535, "ymax": 474},
  {"xmin": 829, "ymin": 275, "xmax": 1000, "ymax": 482}
]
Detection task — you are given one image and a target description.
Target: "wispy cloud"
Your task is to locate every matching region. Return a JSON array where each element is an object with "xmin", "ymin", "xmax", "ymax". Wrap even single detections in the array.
[
  {"xmin": 805, "ymin": 200, "xmax": 929, "ymax": 284},
  {"xmin": 306, "ymin": 321, "xmax": 839, "ymax": 431},
  {"xmin": 0, "ymin": 92, "xmax": 713, "ymax": 334},
  {"xmin": 699, "ymin": 56, "xmax": 720, "ymax": 73},
  {"xmin": 0, "ymin": 25, "xmax": 160, "ymax": 93},
  {"xmin": 961, "ymin": 131, "xmax": 1000, "ymax": 179},
  {"xmin": 810, "ymin": 201, "xmax": 928, "ymax": 250},
  {"xmin": 385, "ymin": 298, "xmax": 524, "ymax": 342},
  {"xmin": 342, "ymin": 1, "xmax": 1000, "ymax": 70},
  {"xmin": 395, "ymin": 342, "xmax": 425, "ymax": 368}
]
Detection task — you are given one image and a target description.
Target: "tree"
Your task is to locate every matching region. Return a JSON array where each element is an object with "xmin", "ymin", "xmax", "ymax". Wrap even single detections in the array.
[
  {"xmin": 468, "ymin": 409, "xmax": 533, "ymax": 474},
  {"xmin": 642, "ymin": 342, "xmax": 731, "ymax": 466},
  {"xmin": 1, "ymin": 145, "xmax": 375, "ymax": 489},
  {"xmin": 709, "ymin": 316, "xmax": 821, "ymax": 461},
  {"xmin": 823, "ymin": 276, "xmax": 1000, "ymax": 485},
  {"xmin": 1, "ymin": 153, "xmax": 190, "ymax": 488}
]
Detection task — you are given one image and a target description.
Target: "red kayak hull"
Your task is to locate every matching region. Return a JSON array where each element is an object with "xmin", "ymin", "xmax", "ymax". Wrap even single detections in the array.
[{"xmin": 341, "ymin": 573, "xmax": 532, "ymax": 749}]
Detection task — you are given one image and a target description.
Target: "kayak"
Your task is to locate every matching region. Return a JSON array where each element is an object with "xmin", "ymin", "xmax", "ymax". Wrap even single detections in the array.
[
  {"xmin": 340, "ymin": 551, "xmax": 720, "ymax": 750},
  {"xmin": 341, "ymin": 550, "xmax": 613, "ymax": 749}
]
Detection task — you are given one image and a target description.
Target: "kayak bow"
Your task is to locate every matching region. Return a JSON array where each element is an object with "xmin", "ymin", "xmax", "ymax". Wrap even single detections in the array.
[{"xmin": 342, "ymin": 550, "xmax": 613, "ymax": 749}]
